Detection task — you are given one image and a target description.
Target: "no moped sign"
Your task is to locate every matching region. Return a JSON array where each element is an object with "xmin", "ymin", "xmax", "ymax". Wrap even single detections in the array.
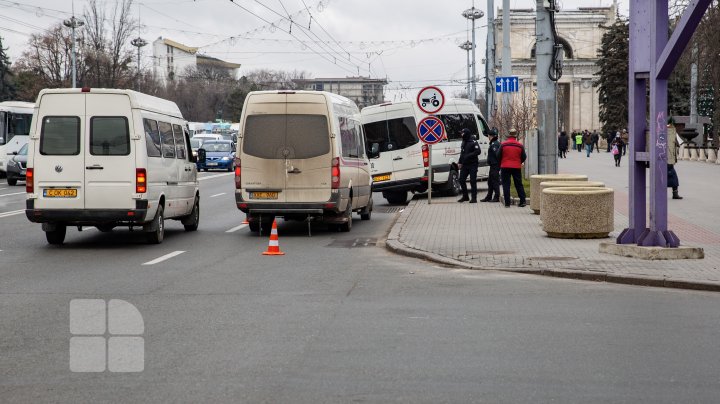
[{"xmin": 416, "ymin": 86, "xmax": 445, "ymax": 114}]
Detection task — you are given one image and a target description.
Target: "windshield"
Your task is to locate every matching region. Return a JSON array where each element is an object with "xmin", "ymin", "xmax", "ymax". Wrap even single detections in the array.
[
  {"xmin": 1, "ymin": 112, "xmax": 32, "ymax": 145},
  {"xmin": 363, "ymin": 116, "xmax": 418, "ymax": 152},
  {"xmin": 201, "ymin": 142, "xmax": 233, "ymax": 152},
  {"xmin": 17, "ymin": 143, "xmax": 28, "ymax": 155},
  {"xmin": 190, "ymin": 139, "xmax": 202, "ymax": 149}
]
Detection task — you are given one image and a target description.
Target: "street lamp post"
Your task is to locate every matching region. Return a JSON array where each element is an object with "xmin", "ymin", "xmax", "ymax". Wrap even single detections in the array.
[
  {"xmin": 459, "ymin": 41, "xmax": 473, "ymax": 99},
  {"xmin": 63, "ymin": 15, "xmax": 84, "ymax": 88},
  {"xmin": 462, "ymin": 6, "xmax": 484, "ymax": 104},
  {"xmin": 131, "ymin": 37, "xmax": 148, "ymax": 91}
]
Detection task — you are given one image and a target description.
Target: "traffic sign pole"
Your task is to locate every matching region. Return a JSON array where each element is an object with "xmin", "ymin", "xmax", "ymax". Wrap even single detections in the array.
[{"xmin": 428, "ymin": 144, "xmax": 433, "ymax": 205}]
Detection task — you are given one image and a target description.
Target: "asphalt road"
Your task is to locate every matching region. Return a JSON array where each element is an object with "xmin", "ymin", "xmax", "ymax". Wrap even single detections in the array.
[{"xmin": 1, "ymin": 173, "xmax": 720, "ymax": 403}]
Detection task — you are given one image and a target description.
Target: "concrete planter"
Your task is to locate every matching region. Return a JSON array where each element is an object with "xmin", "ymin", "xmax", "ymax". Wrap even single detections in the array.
[
  {"xmin": 539, "ymin": 181, "xmax": 605, "ymax": 213},
  {"xmin": 529, "ymin": 174, "xmax": 588, "ymax": 214},
  {"xmin": 541, "ymin": 187, "xmax": 614, "ymax": 239}
]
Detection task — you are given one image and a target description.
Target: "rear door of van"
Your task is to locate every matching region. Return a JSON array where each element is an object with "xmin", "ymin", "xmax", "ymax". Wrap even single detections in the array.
[
  {"xmin": 33, "ymin": 93, "xmax": 86, "ymax": 210},
  {"xmin": 362, "ymin": 105, "xmax": 422, "ymax": 184},
  {"xmin": 84, "ymin": 93, "xmax": 135, "ymax": 209}
]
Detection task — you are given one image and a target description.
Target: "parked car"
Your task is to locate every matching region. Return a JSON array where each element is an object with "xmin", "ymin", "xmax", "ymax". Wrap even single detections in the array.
[
  {"xmin": 197, "ymin": 140, "xmax": 235, "ymax": 171},
  {"xmin": 190, "ymin": 137, "xmax": 203, "ymax": 159},
  {"xmin": 6, "ymin": 143, "xmax": 27, "ymax": 185}
]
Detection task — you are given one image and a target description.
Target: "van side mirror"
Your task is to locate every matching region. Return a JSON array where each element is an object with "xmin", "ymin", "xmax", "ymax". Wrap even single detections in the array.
[
  {"xmin": 368, "ymin": 143, "xmax": 380, "ymax": 158},
  {"xmin": 197, "ymin": 148, "xmax": 206, "ymax": 164}
]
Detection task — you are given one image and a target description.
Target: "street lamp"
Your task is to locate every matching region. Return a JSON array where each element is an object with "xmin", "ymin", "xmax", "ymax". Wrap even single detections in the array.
[
  {"xmin": 63, "ymin": 15, "xmax": 84, "ymax": 88},
  {"xmin": 462, "ymin": 7, "xmax": 484, "ymax": 104},
  {"xmin": 131, "ymin": 37, "xmax": 148, "ymax": 90},
  {"xmin": 459, "ymin": 41, "xmax": 474, "ymax": 99}
]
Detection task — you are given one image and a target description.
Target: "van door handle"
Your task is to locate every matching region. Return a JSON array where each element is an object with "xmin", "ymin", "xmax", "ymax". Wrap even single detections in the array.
[
  {"xmin": 287, "ymin": 168, "xmax": 302, "ymax": 174},
  {"xmin": 393, "ymin": 156, "xmax": 403, "ymax": 161},
  {"xmin": 86, "ymin": 165, "xmax": 104, "ymax": 170}
]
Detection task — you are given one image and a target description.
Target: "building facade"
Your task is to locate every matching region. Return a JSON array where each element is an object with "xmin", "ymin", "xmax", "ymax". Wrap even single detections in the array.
[
  {"xmin": 294, "ymin": 77, "xmax": 388, "ymax": 109},
  {"xmin": 493, "ymin": 5, "xmax": 617, "ymax": 133},
  {"xmin": 152, "ymin": 37, "xmax": 241, "ymax": 84}
]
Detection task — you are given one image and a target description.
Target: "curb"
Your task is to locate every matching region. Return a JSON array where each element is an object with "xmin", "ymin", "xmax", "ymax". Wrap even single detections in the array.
[{"xmin": 385, "ymin": 199, "xmax": 720, "ymax": 293}]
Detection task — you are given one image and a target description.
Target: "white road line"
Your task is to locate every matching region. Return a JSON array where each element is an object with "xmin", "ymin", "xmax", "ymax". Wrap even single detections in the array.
[
  {"xmin": 0, "ymin": 209, "xmax": 24, "ymax": 218},
  {"xmin": 0, "ymin": 191, "xmax": 25, "ymax": 198},
  {"xmin": 198, "ymin": 173, "xmax": 233, "ymax": 181},
  {"xmin": 142, "ymin": 251, "xmax": 186, "ymax": 266},
  {"xmin": 225, "ymin": 224, "xmax": 248, "ymax": 233},
  {"xmin": 210, "ymin": 192, "xmax": 226, "ymax": 198}
]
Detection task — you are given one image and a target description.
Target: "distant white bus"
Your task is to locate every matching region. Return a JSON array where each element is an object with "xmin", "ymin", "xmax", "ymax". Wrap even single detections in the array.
[{"xmin": 0, "ymin": 101, "xmax": 34, "ymax": 176}]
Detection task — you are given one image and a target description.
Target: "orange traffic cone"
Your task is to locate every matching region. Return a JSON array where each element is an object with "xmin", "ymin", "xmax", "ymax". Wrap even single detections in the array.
[
  {"xmin": 242, "ymin": 215, "xmax": 249, "ymax": 225},
  {"xmin": 262, "ymin": 219, "xmax": 285, "ymax": 255}
]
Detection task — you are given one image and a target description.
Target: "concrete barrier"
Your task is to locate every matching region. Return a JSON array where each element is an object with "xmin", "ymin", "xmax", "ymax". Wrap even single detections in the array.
[
  {"xmin": 541, "ymin": 187, "xmax": 614, "ymax": 239},
  {"xmin": 529, "ymin": 174, "xmax": 588, "ymax": 214},
  {"xmin": 678, "ymin": 144, "xmax": 686, "ymax": 160},
  {"xmin": 707, "ymin": 148, "xmax": 717, "ymax": 163},
  {"xmin": 539, "ymin": 181, "xmax": 605, "ymax": 213},
  {"xmin": 683, "ymin": 146, "xmax": 692, "ymax": 160},
  {"xmin": 690, "ymin": 148, "xmax": 699, "ymax": 161}
]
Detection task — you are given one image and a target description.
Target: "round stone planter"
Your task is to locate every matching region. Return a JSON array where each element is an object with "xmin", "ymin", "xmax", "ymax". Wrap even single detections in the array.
[
  {"xmin": 529, "ymin": 174, "xmax": 588, "ymax": 214},
  {"xmin": 539, "ymin": 180, "xmax": 605, "ymax": 213},
  {"xmin": 541, "ymin": 187, "xmax": 614, "ymax": 239}
]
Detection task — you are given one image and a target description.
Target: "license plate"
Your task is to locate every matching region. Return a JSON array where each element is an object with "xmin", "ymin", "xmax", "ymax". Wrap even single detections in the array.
[
  {"xmin": 373, "ymin": 174, "xmax": 391, "ymax": 182},
  {"xmin": 44, "ymin": 188, "xmax": 77, "ymax": 198},
  {"xmin": 249, "ymin": 191, "xmax": 278, "ymax": 200},
  {"xmin": 207, "ymin": 162, "xmax": 218, "ymax": 166}
]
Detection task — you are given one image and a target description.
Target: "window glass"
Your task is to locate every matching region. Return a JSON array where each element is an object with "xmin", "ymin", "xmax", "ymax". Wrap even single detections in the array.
[
  {"xmin": 17, "ymin": 143, "xmax": 28, "ymax": 155},
  {"xmin": 90, "ymin": 117, "xmax": 130, "ymax": 156},
  {"xmin": 355, "ymin": 121, "xmax": 366, "ymax": 158},
  {"xmin": 243, "ymin": 114, "xmax": 329, "ymax": 159},
  {"xmin": 243, "ymin": 115, "xmax": 286, "ymax": 159},
  {"xmin": 173, "ymin": 124, "xmax": 186, "ymax": 159},
  {"xmin": 143, "ymin": 118, "xmax": 161, "ymax": 157},
  {"xmin": 438, "ymin": 114, "xmax": 478, "ymax": 141},
  {"xmin": 476, "ymin": 114, "xmax": 491, "ymax": 136},
  {"xmin": 340, "ymin": 116, "xmax": 360, "ymax": 158},
  {"xmin": 201, "ymin": 141, "xmax": 233, "ymax": 152},
  {"xmin": 40, "ymin": 116, "xmax": 80, "ymax": 155},
  {"xmin": 286, "ymin": 115, "xmax": 330, "ymax": 159},
  {"xmin": 159, "ymin": 121, "xmax": 175, "ymax": 158},
  {"xmin": 362, "ymin": 116, "xmax": 418, "ymax": 153},
  {"xmin": 190, "ymin": 138, "xmax": 202, "ymax": 149},
  {"xmin": 5, "ymin": 113, "xmax": 32, "ymax": 143}
]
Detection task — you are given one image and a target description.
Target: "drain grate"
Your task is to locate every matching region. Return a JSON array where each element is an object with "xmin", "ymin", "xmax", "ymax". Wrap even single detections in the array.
[
  {"xmin": 376, "ymin": 206, "xmax": 405, "ymax": 213},
  {"xmin": 327, "ymin": 238, "xmax": 378, "ymax": 248},
  {"xmin": 527, "ymin": 256, "xmax": 577, "ymax": 261}
]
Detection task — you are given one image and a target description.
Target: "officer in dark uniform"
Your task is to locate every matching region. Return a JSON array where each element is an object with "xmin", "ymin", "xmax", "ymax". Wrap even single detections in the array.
[
  {"xmin": 457, "ymin": 128, "xmax": 481, "ymax": 203},
  {"xmin": 480, "ymin": 128, "xmax": 501, "ymax": 202}
]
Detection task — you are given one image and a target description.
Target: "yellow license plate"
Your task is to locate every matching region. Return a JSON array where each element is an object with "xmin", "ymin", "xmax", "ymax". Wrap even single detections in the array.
[
  {"xmin": 249, "ymin": 191, "xmax": 278, "ymax": 200},
  {"xmin": 373, "ymin": 174, "xmax": 391, "ymax": 182},
  {"xmin": 44, "ymin": 188, "xmax": 77, "ymax": 198}
]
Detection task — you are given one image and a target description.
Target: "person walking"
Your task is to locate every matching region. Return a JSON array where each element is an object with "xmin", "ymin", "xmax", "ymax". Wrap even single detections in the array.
[
  {"xmin": 498, "ymin": 128, "xmax": 527, "ymax": 208},
  {"xmin": 592, "ymin": 129, "xmax": 600, "ymax": 152},
  {"xmin": 575, "ymin": 131, "xmax": 583, "ymax": 152},
  {"xmin": 620, "ymin": 129, "xmax": 629, "ymax": 155},
  {"xmin": 457, "ymin": 128, "xmax": 481, "ymax": 203},
  {"xmin": 558, "ymin": 131, "xmax": 568, "ymax": 158},
  {"xmin": 583, "ymin": 130, "xmax": 592, "ymax": 157},
  {"xmin": 667, "ymin": 119, "xmax": 683, "ymax": 200},
  {"xmin": 480, "ymin": 129, "xmax": 501, "ymax": 202},
  {"xmin": 611, "ymin": 137, "xmax": 624, "ymax": 167},
  {"xmin": 606, "ymin": 130, "xmax": 616, "ymax": 152}
]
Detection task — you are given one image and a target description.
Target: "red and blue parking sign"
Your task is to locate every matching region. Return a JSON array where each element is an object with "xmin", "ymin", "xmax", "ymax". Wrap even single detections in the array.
[{"xmin": 417, "ymin": 116, "xmax": 445, "ymax": 145}]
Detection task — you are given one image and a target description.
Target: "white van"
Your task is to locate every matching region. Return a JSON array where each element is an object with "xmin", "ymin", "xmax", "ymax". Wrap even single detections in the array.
[
  {"xmin": 0, "ymin": 101, "xmax": 34, "ymax": 176},
  {"xmin": 235, "ymin": 90, "xmax": 372, "ymax": 233},
  {"xmin": 361, "ymin": 99, "xmax": 492, "ymax": 204},
  {"xmin": 25, "ymin": 88, "xmax": 200, "ymax": 245}
]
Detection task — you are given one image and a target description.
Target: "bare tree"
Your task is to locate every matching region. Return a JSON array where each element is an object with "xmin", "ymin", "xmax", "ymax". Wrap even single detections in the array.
[
  {"xmin": 82, "ymin": 0, "xmax": 136, "ymax": 88},
  {"xmin": 14, "ymin": 24, "xmax": 77, "ymax": 91}
]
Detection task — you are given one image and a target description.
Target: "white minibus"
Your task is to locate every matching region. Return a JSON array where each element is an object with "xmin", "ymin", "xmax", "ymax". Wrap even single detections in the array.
[{"xmin": 0, "ymin": 101, "xmax": 34, "ymax": 176}]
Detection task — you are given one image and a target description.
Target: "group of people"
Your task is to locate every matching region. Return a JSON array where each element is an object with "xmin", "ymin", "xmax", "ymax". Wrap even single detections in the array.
[
  {"xmin": 557, "ymin": 128, "xmax": 629, "ymax": 166},
  {"xmin": 456, "ymin": 128, "xmax": 526, "ymax": 208}
]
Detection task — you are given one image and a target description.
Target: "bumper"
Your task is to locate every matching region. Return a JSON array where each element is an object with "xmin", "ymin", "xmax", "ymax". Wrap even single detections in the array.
[
  {"xmin": 372, "ymin": 177, "xmax": 425, "ymax": 193},
  {"xmin": 6, "ymin": 167, "xmax": 26, "ymax": 181},
  {"xmin": 236, "ymin": 189, "xmax": 345, "ymax": 216},
  {"xmin": 197, "ymin": 160, "xmax": 233, "ymax": 170},
  {"xmin": 25, "ymin": 199, "xmax": 149, "ymax": 225}
]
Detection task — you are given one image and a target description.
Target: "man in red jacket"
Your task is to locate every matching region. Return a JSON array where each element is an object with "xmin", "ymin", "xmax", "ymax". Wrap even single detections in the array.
[{"xmin": 497, "ymin": 128, "xmax": 527, "ymax": 208}]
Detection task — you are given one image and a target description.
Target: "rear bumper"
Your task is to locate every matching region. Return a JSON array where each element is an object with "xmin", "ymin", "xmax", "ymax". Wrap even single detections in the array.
[
  {"xmin": 25, "ymin": 199, "xmax": 149, "ymax": 225},
  {"xmin": 372, "ymin": 177, "xmax": 425, "ymax": 193},
  {"xmin": 197, "ymin": 160, "xmax": 233, "ymax": 170},
  {"xmin": 236, "ymin": 189, "xmax": 344, "ymax": 216}
]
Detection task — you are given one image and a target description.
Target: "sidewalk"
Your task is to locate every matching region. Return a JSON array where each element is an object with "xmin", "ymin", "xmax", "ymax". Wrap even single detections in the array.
[{"xmin": 386, "ymin": 150, "xmax": 720, "ymax": 291}]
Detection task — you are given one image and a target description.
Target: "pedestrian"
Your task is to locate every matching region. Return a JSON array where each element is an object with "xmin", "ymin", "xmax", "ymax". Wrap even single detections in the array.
[
  {"xmin": 480, "ymin": 128, "xmax": 501, "ymax": 202},
  {"xmin": 621, "ymin": 128, "xmax": 629, "ymax": 155},
  {"xmin": 557, "ymin": 131, "xmax": 568, "ymax": 158},
  {"xmin": 457, "ymin": 128, "xmax": 481, "ymax": 203},
  {"xmin": 606, "ymin": 130, "xmax": 616, "ymax": 152},
  {"xmin": 583, "ymin": 130, "xmax": 592, "ymax": 157},
  {"xmin": 611, "ymin": 137, "xmax": 624, "ymax": 166},
  {"xmin": 497, "ymin": 128, "xmax": 527, "ymax": 208},
  {"xmin": 575, "ymin": 131, "xmax": 583, "ymax": 152},
  {"xmin": 592, "ymin": 129, "xmax": 600, "ymax": 152},
  {"xmin": 667, "ymin": 119, "xmax": 683, "ymax": 200}
]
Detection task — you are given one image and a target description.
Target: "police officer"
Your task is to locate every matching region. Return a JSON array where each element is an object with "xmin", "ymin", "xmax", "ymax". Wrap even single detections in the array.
[
  {"xmin": 457, "ymin": 128, "xmax": 481, "ymax": 203},
  {"xmin": 480, "ymin": 128, "xmax": 500, "ymax": 202}
]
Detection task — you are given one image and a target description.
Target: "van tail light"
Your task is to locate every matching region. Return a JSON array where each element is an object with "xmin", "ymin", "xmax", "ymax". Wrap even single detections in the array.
[
  {"xmin": 26, "ymin": 168, "xmax": 34, "ymax": 193},
  {"xmin": 422, "ymin": 144, "xmax": 429, "ymax": 168},
  {"xmin": 331, "ymin": 157, "xmax": 340, "ymax": 189},
  {"xmin": 234, "ymin": 158, "xmax": 242, "ymax": 189},
  {"xmin": 136, "ymin": 168, "xmax": 147, "ymax": 193}
]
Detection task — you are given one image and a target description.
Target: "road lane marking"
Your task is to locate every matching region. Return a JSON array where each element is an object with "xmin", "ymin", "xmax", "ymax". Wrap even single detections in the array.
[
  {"xmin": 210, "ymin": 193, "xmax": 226, "ymax": 198},
  {"xmin": 226, "ymin": 224, "xmax": 248, "ymax": 233},
  {"xmin": 0, "ymin": 209, "xmax": 24, "ymax": 218},
  {"xmin": 142, "ymin": 251, "xmax": 186, "ymax": 266},
  {"xmin": 0, "ymin": 191, "xmax": 25, "ymax": 198},
  {"xmin": 198, "ymin": 173, "xmax": 233, "ymax": 181}
]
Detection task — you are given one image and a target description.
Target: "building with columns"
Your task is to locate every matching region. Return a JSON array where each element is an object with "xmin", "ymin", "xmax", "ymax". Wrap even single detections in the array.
[{"xmin": 493, "ymin": 5, "xmax": 617, "ymax": 133}]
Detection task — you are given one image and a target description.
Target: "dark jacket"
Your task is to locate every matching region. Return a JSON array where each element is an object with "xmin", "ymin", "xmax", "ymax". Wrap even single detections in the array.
[
  {"xmin": 558, "ymin": 133, "xmax": 568, "ymax": 151},
  {"xmin": 459, "ymin": 136, "xmax": 481, "ymax": 166},
  {"xmin": 498, "ymin": 137, "xmax": 526, "ymax": 169},
  {"xmin": 487, "ymin": 138, "xmax": 501, "ymax": 166}
]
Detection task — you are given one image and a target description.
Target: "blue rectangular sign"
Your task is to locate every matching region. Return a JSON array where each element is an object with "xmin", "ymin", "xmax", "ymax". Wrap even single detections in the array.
[{"xmin": 495, "ymin": 76, "xmax": 519, "ymax": 93}]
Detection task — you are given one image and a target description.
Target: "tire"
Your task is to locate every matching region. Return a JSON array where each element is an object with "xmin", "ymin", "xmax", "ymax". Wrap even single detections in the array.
[
  {"xmin": 445, "ymin": 169, "xmax": 461, "ymax": 196},
  {"xmin": 259, "ymin": 215, "xmax": 275, "ymax": 236},
  {"xmin": 183, "ymin": 197, "xmax": 200, "ymax": 231},
  {"xmin": 248, "ymin": 220, "xmax": 260, "ymax": 232},
  {"xmin": 7, "ymin": 178, "xmax": 17, "ymax": 186},
  {"xmin": 45, "ymin": 225, "xmax": 66, "ymax": 245},
  {"xmin": 227, "ymin": 165, "xmax": 233, "ymax": 172},
  {"xmin": 360, "ymin": 198, "xmax": 373, "ymax": 221},
  {"xmin": 384, "ymin": 190, "xmax": 408, "ymax": 205},
  {"xmin": 338, "ymin": 200, "xmax": 353, "ymax": 232},
  {"xmin": 146, "ymin": 205, "xmax": 165, "ymax": 244}
]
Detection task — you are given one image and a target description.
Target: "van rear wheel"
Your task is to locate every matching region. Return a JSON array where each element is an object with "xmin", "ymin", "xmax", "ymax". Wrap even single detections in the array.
[
  {"xmin": 146, "ymin": 206, "xmax": 165, "ymax": 244},
  {"xmin": 45, "ymin": 225, "xmax": 66, "ymax": 245},
  {"xmin": 7, "ymin": 178, "xmax": 17, "ymax": 186},
  {"xmin": 384, "ymin": 191, "xmax": 408, "ymax": 205},
  {"xmin": 183, "ymin": 197, "xmax": 200, "ymax": 231},
  {"xmin": 360, "ymin": 198, "xmax": 373, "ymax": 221},
  {"xmin": 338, "ymin": 200, "xmax": 353, "ymax": 232}
]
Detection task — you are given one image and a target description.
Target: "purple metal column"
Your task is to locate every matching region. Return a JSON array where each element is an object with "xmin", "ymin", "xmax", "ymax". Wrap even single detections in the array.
[{"xmin": 618, "ymin": 0, "xmax": 711, "ymax": 248}]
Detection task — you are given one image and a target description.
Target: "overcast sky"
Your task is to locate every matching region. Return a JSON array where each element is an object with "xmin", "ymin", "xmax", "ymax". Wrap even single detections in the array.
[{"xmin": 0, "ymin": 0, "xmax": 628, "ymax": 101}]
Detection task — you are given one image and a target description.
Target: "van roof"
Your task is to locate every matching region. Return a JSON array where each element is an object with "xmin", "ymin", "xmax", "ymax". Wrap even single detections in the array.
[
  {"xmin": 361, "ymin": 98, "xmax": 480, "ymax": 113},
  {"xmin": 0, "ymin": 101, "xmax": 35, "ymax": 113},
  {"xmin": 247, "ymin": 90, "xmax": 357, "ymax": 109},
  {"xmin": 36, "ymin": 88, "xmax": 183, "ymax": 118}
]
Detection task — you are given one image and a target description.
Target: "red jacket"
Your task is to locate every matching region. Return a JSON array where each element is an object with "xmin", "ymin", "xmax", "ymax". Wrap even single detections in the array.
[{"xmin": 498, "ymin": 137, "xmax": 527, "ymax": 169}]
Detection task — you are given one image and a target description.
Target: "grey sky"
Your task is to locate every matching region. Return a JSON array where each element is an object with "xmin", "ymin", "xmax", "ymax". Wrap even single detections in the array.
[{"xmin": 0, "ymin": 0, "xmax": 627, "ymax": 101}]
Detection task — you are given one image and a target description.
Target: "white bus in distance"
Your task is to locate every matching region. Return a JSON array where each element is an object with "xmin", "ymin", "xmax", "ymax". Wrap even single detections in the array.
[{"xmin": 0, "ymin": 101, "xmax": 34, "ymax": 177}]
